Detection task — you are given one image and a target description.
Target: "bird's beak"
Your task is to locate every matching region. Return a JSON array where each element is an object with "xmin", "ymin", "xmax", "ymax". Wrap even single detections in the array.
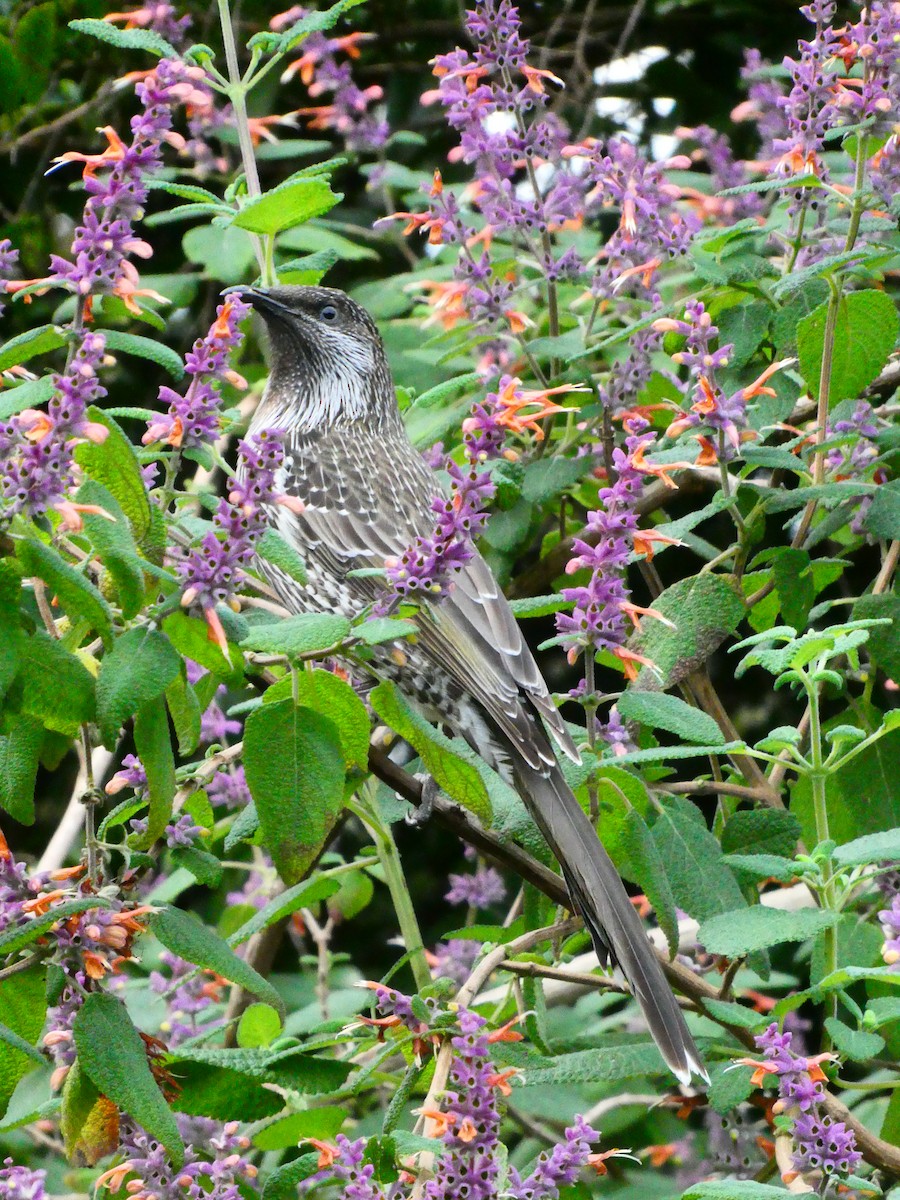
[{"xmin": 221, "ymin": 285, "xmax": 294, "ymax": 319}]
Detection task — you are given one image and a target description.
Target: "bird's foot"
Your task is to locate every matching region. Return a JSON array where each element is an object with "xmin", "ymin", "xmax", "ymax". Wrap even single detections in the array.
[{"xmin": 407, "ymin": 774, "xmax": 439, "ymax": 826}]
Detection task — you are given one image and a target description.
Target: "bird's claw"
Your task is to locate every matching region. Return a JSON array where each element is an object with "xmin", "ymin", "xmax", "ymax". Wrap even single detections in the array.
[{"xmin": 407, "ymin": 774, "xmax": 439, "ymax": 826}]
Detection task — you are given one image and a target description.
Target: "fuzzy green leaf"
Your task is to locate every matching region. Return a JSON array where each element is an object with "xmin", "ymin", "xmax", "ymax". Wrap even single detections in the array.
[
  {"xmin": 96, "ymin": 628, "xmax": 181, "ymax": 748},
  {"xmin": 369, "ymin": 681, "xmax": 492, "ymax": 824},
  {"xmin": 73, "ymin": 994, "xmax": 183, "ymax": 1166},
  {"xmin": 699, "ymin": 905, "xmax": 838, "ymax": 957},
  {"xmin": 102, "ymin": 330, "xmax": 184, "ymax": 379},
  {"xmin": 19, "ymin": 632, "xmax": 95, "ymax": 736},
  {"xmin": 797, "ymin": 289, "xmax": 899, "ymax": 406},
  {"xmin": 75, "ymin": 409, "xmax": 152, "ymax": 541},
  {"xmin": 149, "ymin": 907, "xmax": 284, "ymax": 1015},
  {"xmin": 617, "ymin": 691, "xmax": 724, "ymax": 745},
  {"xmin": 69, "ymin": 16, "xmax": 177, "ymax": 56},
  {"xmin": 651, "ymin": 795, "xmax": 746, "ymax": 923},
  {"xmin": 241, "ymin": 613, "xmax": 350, "ymax": 657},
  {"xmin": 244, "ymin": 699, "xmax": 345, "ymax": 884},
  {"xmin": 233, "ymin": 178, "xmax": 341, "ymax": 235},
  {"xmin": 18, "ymin": 539, "xmax": 113, "ymax": 646}
]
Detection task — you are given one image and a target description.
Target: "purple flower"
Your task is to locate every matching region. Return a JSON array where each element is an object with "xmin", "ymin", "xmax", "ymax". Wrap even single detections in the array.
[
  {"xmin": 106, "ymin": 753, "xmax": 148, "ymax": 796},
  {"xmin": 207, "ymin": 765, "xmax": 252, "ymax": 810},
  {"xmin": 177, "ymin": 427, "xmax": 289, "ymax": 637},
  {"xmin": 0, "ymin": 1158, "xmax": 46, "ymax": 1200},
  {"xmin": 383, "ymin": 452, "xmax": 495, "ymax": 601},
  {"xmin": 879, "ymin": 894, "xmax": 900, "ymax": 969},
  {"xmin": 746, "ymin": 1023, "xmax": 861, "ymax": 1182},
  {"xmin": 273, "ymin": 9, "xmax": 388, "ymax": 155},
  {"xmin": 0, "ymin": 330, "xmax": 110, "ymax": 528},
  {"xmin": 201, "ymin": 687, "xmax": 242, "ymax": 745},
  {"xmin": 144, "ymin": 296, "xmax": 251, "ymax": 451},
  {"xmin": 508, "ymin": 1113, "xmax": 604, "ymax": 1200},
  {"xmin": 445, "ymin": 865, "xmax": 506, "ymax": 909},
  {"xmin": 44, "ymin": 59, "xmax": 209, "ymax": 311},
  {"xmin": 556, "ymin": 418, "xmax": 647, "ymax": 670},
  {"xmin": 105, "ymin": 1115, "xmax": 257, "ymax": 1199},
  {"xmin": 431, "ymin": 938, "xmax": 481, "ymax": 986},
  {"xmin": 660, "ymin": 302, "xmax": 787, "ymax": 457},
  {"xmin": 792, "ymin": 1111, "xmax": 862, "ymax": 1178}
]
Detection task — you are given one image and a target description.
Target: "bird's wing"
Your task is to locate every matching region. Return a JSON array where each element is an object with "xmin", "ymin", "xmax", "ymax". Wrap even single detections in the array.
[{"xmin": 273, "ymin": 426, "xmax": 578, "ymax": 767}]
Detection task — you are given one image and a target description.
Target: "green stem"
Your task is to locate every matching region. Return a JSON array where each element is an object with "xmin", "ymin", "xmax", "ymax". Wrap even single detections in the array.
[
  {"xmin": 216, "ymin": 0, "xmax": 271, "ymax": 282},
  {"xmin": 350, "ymin": 785, "xmax": 431, "ymax": 992},
  {"xmin": 806, "ymin": 676, "xmax": 838, "ymax": 1026}
]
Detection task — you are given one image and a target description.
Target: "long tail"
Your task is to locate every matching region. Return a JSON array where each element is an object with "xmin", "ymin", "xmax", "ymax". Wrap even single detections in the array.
[{"xmin": 512, "ymin": 758, "xmax": 706, "ymax": 1085}]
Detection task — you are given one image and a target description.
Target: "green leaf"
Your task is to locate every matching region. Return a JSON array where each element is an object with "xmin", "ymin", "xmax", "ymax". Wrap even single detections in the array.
[
  {"xmin": 77, "ymin": 480, "xmax": 147, "ymax": 619},
  {"xmin": 165, "ymin": 670, "xmax": 202, "ymax": 757},
  {"xmin": 133, "ymin": 700, "xmax": 175, "ymax": 844},
  {"xmin": 170, "ymin": 845, "xmax": 221, "ymax": 887},
  {"xmin": 369, "ymin": 681, "xmax": 492, "ymax": 824},
  {"xmin": 824, "ymin": 1017, "xmax": 884, "ymax": 1062},
  {"xmin": 169, "ymin": 1060, "xmax": 283, "ymax": 1121},
  {"xmin": 698, "ymin": 905, "xmax": 838, "ymax": 957},
  {"xmin": 791, "ymin": 705, "xmax": 900, "ymax": 845},
  {"xmin": 73, "ymin": 994, "xmax": 183, "ymax": 1166},
  {"xmin": 60, "ymin": 1059, "xmax": 119, "ymax": 1166},
  {"xmin": 700, "ymin": 997, "xmax": 769, "ymax": 1033},
  {"xmin": 0, "ymin": 325, "xmax": 65, "ymax": 373},
  {"xmin": 182, "ymin": 225, "xmax": 258, "ymax": 284},
  {"xmin": 244, "ymin": 698, "xmax": 346, "ymax": 884},
  {"xmin": 163, "ymin": 611, "xmax": 243, "ymax": 686},
  {"xmin": 721, "ymin": 809, "xmax": 800, "ymax": 857},
  {"xmin": 148, "ymin": 907, "xmax": 284, "ymax": 1015},
  {"xmin": 241, "ymin": 612, "xmax": 350, "ymax": 657},
  {"xmin": 629, "ymin": 575, "xmax": 745, "ymax": 690},
  {"xmin": 256, "ymin": 526, "xmax": 307, "ymax": 586},
  {"xmin": 853, "ymin": 593, "xmax": 900, "ymax": 677},
  {"xmin": 834, "ymin": 827, "xmax": 900, "ymax": 867},
  {"xmin": 19, "ymin": 632, "xmax": 95, "ymax": 736},
  {"xmin": 864, "ymin": 479, "xmax": 900, "ymax": 541},
  {"xmin": 494, "ymin": 1038, "xmax": 674, "ymax": 1084},
  {"xmin": 102, "ymin": 330, "xmax": 184, "ymax": 379},
  {"xmin": 508, "ymin": 593, "xmax": 566, "ymax": 619},
  {"xmin": 0, "ymin": 967, "xmax": 46, "ymax": 1119},
  {"xmin": 96, "ymin": 628, "xmax": 181, "ymax": 748},
  {"xmin": 170, "ymin": 1044, "xmax": 349, "ymax": 1093},
  {"xmin": 352, "ymin": 617, "xmax": 418, "ymax": 646},
  {"xmin": 616, "ymin": 691, "xmax": 724, "ymax": 745},
  {"xmin": 262, "ymin": 1156, "xmax": 320, "ymax": 1200},
  {"xmin": 233, "ymin": 178, "xmax": 341, "ymax": 236},
  {"xmin": 0, "ymin": 714, "xmax": 43, "ymax": 824},
  {"xmin": 75, "ymin": 409, "xmax": 152, "ymax": 542},
  {"xmin": 706, "ymin": 1060, "xmax": 754, "ymax": 1114},
  {"xmin": 237, "ymin": 1003, "xmax": 282, "ymax": 1049},
  {"xmin": 864, "ymin": 997, "xmax": 900, "ymax": 1030},
  {"xmin": 716, "ymin": 300, "xmax": 771, "ymax": 368},
  {"xmin": 69, "ymin": 17, "xmax": 176, "ymax": 56},
  {"xmin": 724, "ymin": 854, "xmax": 798, "ymax": 884},
  {"xmin": 772, "ymin": 547, "xmax": 816, "ymax": 631},
  {"xmin": 274, "ymin": 0, "xmax": 367, "ymax": 52},
  {"xmin": 682, "ymin": 1182, "xmax": 795, "ymax": 1200},
  {"xmin": 797, "ymin": 290, "xmax": 899, "ymax": 406},
  {"xmin": 520, "ymin": 456, "xmax": 596, "ymax": 505},
  {"xmin": 650, "ymin": 795, "xmax": 745, "ymax": 923},
  {"xmin": 0, "ymin": 563, "xmax": 23, "ymax": 701},
  {"xmin": 18, "ymin": 539, "xmax": 113, "ymax": 646},
  {"xmin": 227, "ymin": 877, "xmax": 341, "ymax": 947},
  {"xmin": 291, "ymin": 669, "xmax": 370, "ymax": 770},
  {"xmin": 0, "ymin": 376, "xmax": 54, "ymax": 421},
  {"xmin": 253, "ymin": 1107, "xmax": 346, "ymax": 1151}
]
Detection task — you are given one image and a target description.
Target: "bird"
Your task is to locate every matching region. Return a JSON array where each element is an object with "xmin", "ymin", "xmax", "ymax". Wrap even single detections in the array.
[{"xmin": 234, "ymin": 282, "xmax": 706, "ymax": 1085}]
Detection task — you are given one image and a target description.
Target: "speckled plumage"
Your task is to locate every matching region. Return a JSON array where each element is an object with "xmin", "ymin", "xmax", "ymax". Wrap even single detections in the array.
[{"xmin": 239, "ymin": 284, "xmax": 705, "ymax": 1085}]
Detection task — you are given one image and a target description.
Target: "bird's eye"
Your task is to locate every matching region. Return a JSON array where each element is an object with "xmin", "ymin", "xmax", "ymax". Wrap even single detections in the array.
[{"xmin": 320, "ymin": 304, "xmax": 338, "ymax": 322}]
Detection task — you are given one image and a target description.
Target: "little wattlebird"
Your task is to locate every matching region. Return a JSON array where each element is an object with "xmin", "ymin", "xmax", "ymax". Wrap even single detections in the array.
[{"xmin": 234, "ymin": 283, "xmax": 706, "ymax": 1085}]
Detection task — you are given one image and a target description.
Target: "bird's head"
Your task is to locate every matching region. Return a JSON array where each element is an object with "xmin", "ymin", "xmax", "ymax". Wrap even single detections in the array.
[{"xmin": 231, "ymin": 284, "xmax": 395, "ymax": 434}]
